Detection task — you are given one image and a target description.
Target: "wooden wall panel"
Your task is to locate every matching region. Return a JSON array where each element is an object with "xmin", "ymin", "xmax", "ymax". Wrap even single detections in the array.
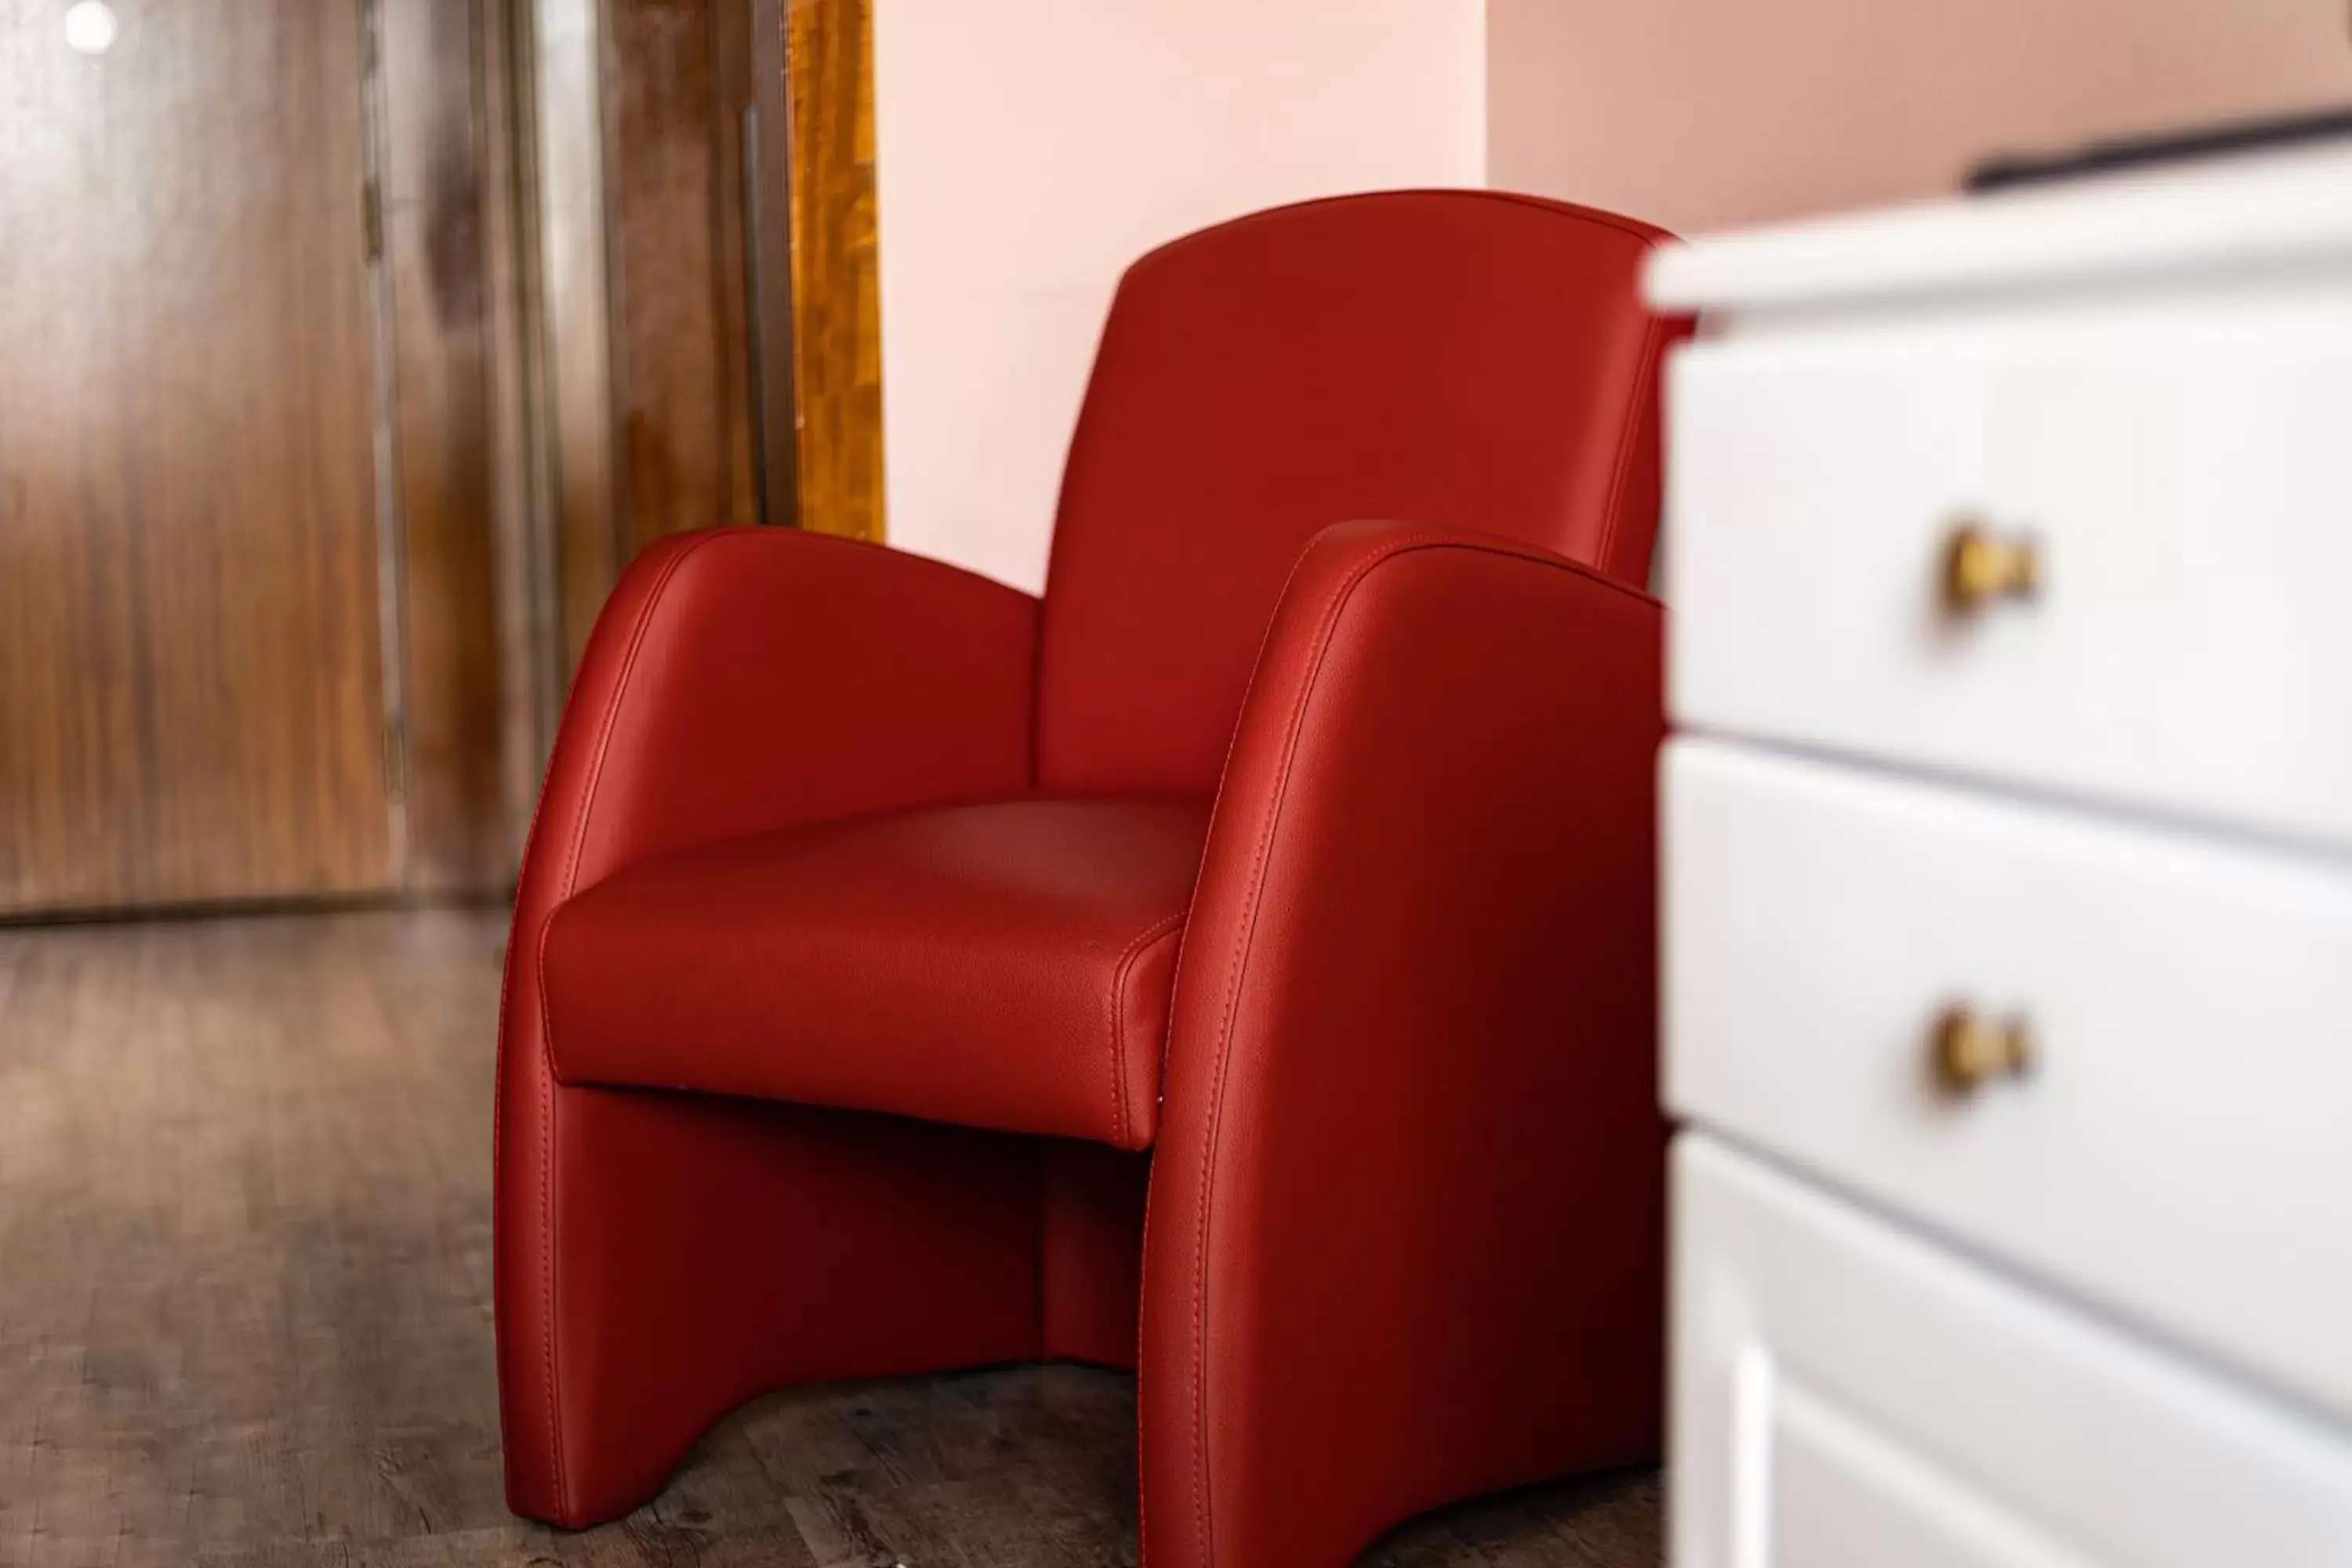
[
  {"xmin": 786, "ymin": 0, "xmax": 887, "ymax": 543},
  {"xmin": 379, "ymin": 0, "xmax": 511, "ymax": 891},
  {"xmin": 530, "ymin": 0, "xmax": 623, "ymax": 676},
  {"xmin": 602, "ymin": 0, "xmax": 760, "ymax": 557},
  {"xmin": 0, "ymin": 0, "xmax": 394, "ymax": 913},
  {"xmin": 474, "ymin": 0, "xmax": 558, "ymax": 871}
]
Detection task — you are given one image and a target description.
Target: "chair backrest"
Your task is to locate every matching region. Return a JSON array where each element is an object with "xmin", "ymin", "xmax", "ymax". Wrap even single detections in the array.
[{"xmin": 1034, "ymin": 189, "xmax": 1680, "ymax": 797}]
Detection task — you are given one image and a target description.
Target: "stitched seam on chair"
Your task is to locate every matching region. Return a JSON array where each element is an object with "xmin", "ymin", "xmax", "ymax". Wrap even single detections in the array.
[
  {"xmin": 535, "ymin": 927, "xmax": 561, "ymax": 1510},
  {"xmin": 532, "ymin": 528, "xmax": 724, "ymax": 1518},
  {"xmin": 1136, "ymin": 1164, "xmax": 1158, "ymax": 1560},
  {"xmin": 1109, "ymin": 913, "xmax": 1187, "ymax": 1147},
  {"xmin": 491, "ymin": 652, "xmax": 579, "ymax": 1223},
  {"xmin": 1183, "ymin": 532, "xmax": 1621, "ymax": 1568},
  {"xmin": 490, "ymin": 728, "xmax": 556, "ymax": 1503},
  {"xmin": 1132, "ymin": 190, "xmax": 1672, "ymax": 276},
  {"xmin": 1459, "ymin": 187, "xmax": 1675, "ymax": 245},
  {"xmin": 1594, "ymin": 310, "xmax": 1673, "ymax": 579},
  {"xmin": 1184, "ymin": 537, "xmax": 1414, "ymax": 1566},
  {"xmin": 557, "ymin": 532, "xmax": 728, "ymax": 905},
  {"xmin": 1142, "ymin": 530, "xmax": 1327, "ymax": 1568},
  {"xmin": 489, "ymin": 731, "xmax": 557, "ymax": 1340}
]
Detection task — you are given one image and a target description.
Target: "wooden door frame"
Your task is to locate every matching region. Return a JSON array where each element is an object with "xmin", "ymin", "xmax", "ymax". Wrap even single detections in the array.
[{"xmin": 746, "ymin": 0, "xmax": 800, "ymax": 532}]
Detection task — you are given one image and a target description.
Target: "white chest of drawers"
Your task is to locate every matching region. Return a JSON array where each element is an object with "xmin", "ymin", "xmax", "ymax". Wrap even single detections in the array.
[{"xmin": 1648, "ymin": 148, "xmax": 2352, "ymax": 1567}]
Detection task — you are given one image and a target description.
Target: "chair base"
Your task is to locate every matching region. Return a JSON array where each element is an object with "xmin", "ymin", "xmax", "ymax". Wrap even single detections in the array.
[
  {"xmin": 496, "ymin": 1082, "xmax": 1659, "ymax": 1559},
  {"xmin": 497, "ymin": 1083, "xmax": 1044, "ymax": 1526}
]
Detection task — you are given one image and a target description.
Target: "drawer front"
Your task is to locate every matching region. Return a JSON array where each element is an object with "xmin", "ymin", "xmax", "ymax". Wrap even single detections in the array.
[
  {"xmin": 1674, "ymin": 1135, "xmax": 2352, "ymax": 1568},
  {"xmin": 1664, "ymin": 739, "xmax": 2352, "ymax": 1424},
  {"xmin": 1664, "ymin": 285, "xmax": 2352, "ymax": 851}
]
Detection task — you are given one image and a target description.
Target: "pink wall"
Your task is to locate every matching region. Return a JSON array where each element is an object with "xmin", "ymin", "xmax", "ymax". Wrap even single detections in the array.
[
  {"xmin": 872, "ymin": 0, "xmax": 1485, "ymax": 593},
  {"xmin": 1489, "ymin": 0, "xmax": 2352, "ymax": 235}
]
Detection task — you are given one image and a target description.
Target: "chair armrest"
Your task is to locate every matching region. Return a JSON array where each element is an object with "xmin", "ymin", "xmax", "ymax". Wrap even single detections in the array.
[
  {"xmin": 493, "ymin": 528, "xmax": 1033, "ymax": 1520},
  {"xmin": 521, "ymin": 527, "xmax": 1038, "ymax": 905},
  {"xmin": 1142, "ymin": 520, "xmax": 1666, "ymax": 1568},
  {"xmin": 500, "ymin": 524, "xmax": 1036, "ymax": 1167}
]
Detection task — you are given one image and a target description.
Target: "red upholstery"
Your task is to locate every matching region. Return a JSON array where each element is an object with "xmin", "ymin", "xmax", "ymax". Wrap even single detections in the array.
[
  {"xmin": 544, "ymin": 798, "xmax": 1208, "ymax": 1148},
  {"xmin": 1040, "ymin": 1140, "xmax": 1155, "ymax": 1366},
  {"xmin": 1039, "ymin": 189, "xmax": 1675, "ymax": 795},
  {"xmin": 495, "ymin": 190, "xmax": 1686, "ymax": 1557},
  {"xmin": 1140, "ymin": 521, "xmax": 1666, "ymax": 1568},
  {"xmin": 494, "ymin": 526, "xmax": 1044, "ymax": 1524}
]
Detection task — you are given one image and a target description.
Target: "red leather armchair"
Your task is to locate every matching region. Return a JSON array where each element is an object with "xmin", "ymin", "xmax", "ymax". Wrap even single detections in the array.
[{"xmin": 496, "ymin": 190, "xmax": 1684, "ymax": 1565}]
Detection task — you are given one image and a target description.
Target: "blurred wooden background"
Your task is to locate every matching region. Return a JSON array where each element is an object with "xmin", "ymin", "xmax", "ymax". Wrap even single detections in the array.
[{"xmin": 0, "ymin": 0, "xmax": 884, "ymax": 916}]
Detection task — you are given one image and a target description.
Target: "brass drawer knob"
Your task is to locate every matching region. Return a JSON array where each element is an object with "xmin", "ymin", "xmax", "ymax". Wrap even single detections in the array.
[
  {"xmin": 1930, "ymin": 1006, "xmax": 2034, "ymax": 1094},
  {"xmin": 1941, "ymin": 519, "xmax": 2042, "ymax": 612}
]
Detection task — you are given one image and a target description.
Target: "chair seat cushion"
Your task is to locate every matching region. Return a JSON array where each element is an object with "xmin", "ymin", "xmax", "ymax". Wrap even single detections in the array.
[{"xmin": 541, "ymin": 797, "xmax": 1210, "ymax": 1149}]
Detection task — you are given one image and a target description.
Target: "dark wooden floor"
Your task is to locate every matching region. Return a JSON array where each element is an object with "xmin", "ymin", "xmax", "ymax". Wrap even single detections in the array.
[{"xmin": 0, "ymin": 910, "xmax": 1660, "ymax": 1566}]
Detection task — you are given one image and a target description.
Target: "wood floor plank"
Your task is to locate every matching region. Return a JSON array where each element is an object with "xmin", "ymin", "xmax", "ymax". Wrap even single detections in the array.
[{"xmin": 0, "ymin": 911, "xmax": 1659, "ymax": 1566}]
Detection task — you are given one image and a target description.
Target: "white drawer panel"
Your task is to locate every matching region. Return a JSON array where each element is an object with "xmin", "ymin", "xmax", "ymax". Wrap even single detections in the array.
[
  {"xmin": 1675, "ymin": 1135, "xmax": 2352, "ymax": 1568},
  {"xmin": 1664, "ymin": 287, "xmax": 2352, "ymax": 851},
  {"xmin": 1664, "ymin": 739, "xmax": 2352, "ymax": 1424}
]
